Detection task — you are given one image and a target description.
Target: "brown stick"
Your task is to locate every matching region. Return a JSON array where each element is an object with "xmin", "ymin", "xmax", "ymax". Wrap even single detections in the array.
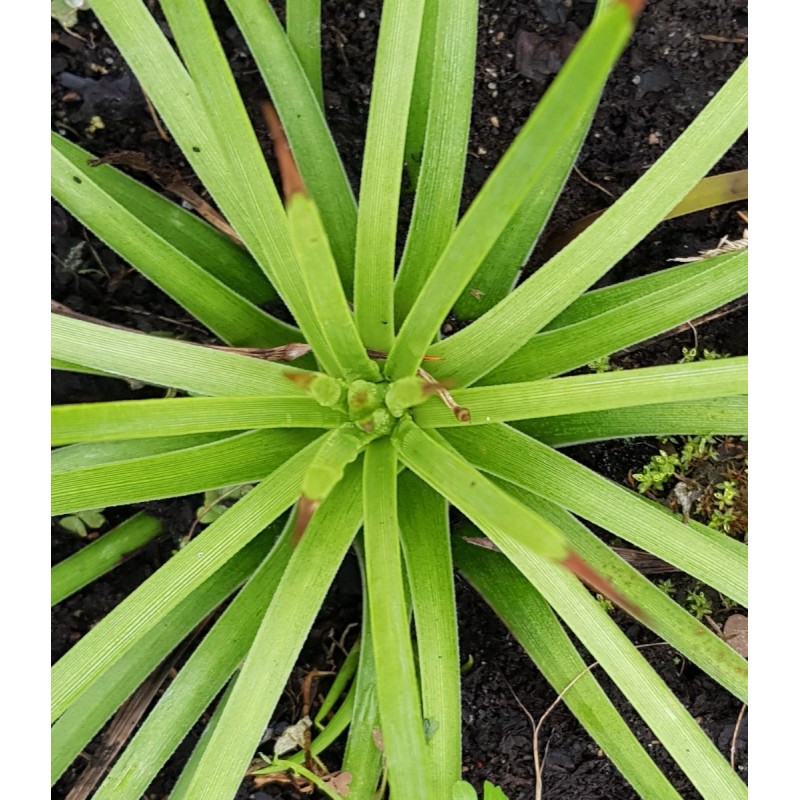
[
  {"xmin": 88, "ymin": 151, "xmax": 243, "ymax": 244},
  {"xmin": 142, "ymin": 89, "xmax": 170, "ymax": 141},
  {"xmin": 730, "ymin": 703, "xmax": 747, "ymax": 769}
]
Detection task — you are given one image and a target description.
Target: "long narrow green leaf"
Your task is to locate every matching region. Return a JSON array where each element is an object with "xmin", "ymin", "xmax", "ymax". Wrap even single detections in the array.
[
  {"xmin": 394, "ymin": 0, "xmax": 478, "ymax": 322},
  {"xmin": 515, "ymin": 396, "xmax": 748, "ymax": 446},
  {"xmin": 428, "ymin": 60, "xmax": 748, "ymax": 385},
  {"xmin": 52, "ymin": 512, "xmax": 165, "ymax": 606},
  {"xmin": 364, "ymin": 440, "xmax": 433, "ymax": 798},
  {"xmin": 53, "ymin": 429, "xmax": 320, "ymax": 515},
  {"xmin": 90, "ymin": 0, "xmax": 335, "ymax": 371},
  {"xmin": 543, "ymin": 169, "xmax": 748, "ymax": 257},
  {"xmin": 481, "ymin": 251, "xmax": 747, "ymax": 384},
  {"xmin": 52, "ymin": 396, "xmax": 344, "ymax": 444},
  {"xmin": 415, "ymin": 357, "xmax": 747, "ymax": 428},
  {"xmin": 454, "ymin": 536, "xmax": 683, "ymax": 799},
  {"xmin": 451, "ymin": 11, "xmax": 628, "ymax": 321},
  {"xmin": 51, "ymin": 432, "xmax": 232, "ymax": 473},
  {"xmin": 385, "ymin": 2, "xmax": 636, "ymax": 379},
  {"xmin": 51, "ymin": 133, "xmax": 275, "ymax": 305},
  {"xmin": 160, "ymin": 0, "xmax": 342, "ymax": 373},
  {"xmin": 52, "ymin": 434, "xmax": 324, "ymax": 721},
  {"xmin": 52, "ymin": 315, "xmax": 313, "ymax": 397},
  {"xmin": 457, "ymin": 517, "xmax": 746, "ymax": 799},
  {"xmin": 443, "ymin": 424, "xmax": 747, "ymax": 605},
  {"xmin": 224, "ymin": 0, "xmax": 357, "ymax": 290},
  {"xmin": 91, "ymin": 517, "xmax": 295, "ymax": 800},
  {"xmin": 343, "ymin": 548, "xmax": 383, "ymax": 800},
  {"xmin": 542, "ymin": 256, "xmax": 740, "ymax": 331},
  {"xmin": 286, "ymin": 0, "xmax": 322, "ymax": 103},
  {"xmin": 401, "ymin": 0, "xmax": 438, "ymax": 189},
  {"xmin": 169, "ymin": 677, "xmax": 237, "ymax": 800},
  {"xmin": 52, "ymin": 135, "xmax": 296, "ymax": 347},
  {"xmin": 172, "ymin": 461, "xmax": 363, "ymax": 800},
  {"xmin": 52, "ymin": 528, "xmax": 273, "ymax": 783},
  {"xmin": 353, "ymin": 0, "xmax": 426, "ymax": 351},
  {"xmin": 397, "ymin": 473, "xmax": 461, "ymax": 797},
  {"xmin": 364, "ymin": 439, "xmax": 434, "ymax": 800},
  {"xmin": 287, "ymin": 193, "xmax": 380, "ymax": 381},
  {"xmin": 392, "ymin": 419, "xmax": 568, "ymax": 562},
  {"xmin": 52, "ymin": 358, "xmax": 114, "ymax": 378},
  {"xmin": 313, "ymin": 640, "xmax": 360, "ymax": 729},
  {"xmin": 493, "ymin": 483, "xmax": 747, "ymax": 700}
]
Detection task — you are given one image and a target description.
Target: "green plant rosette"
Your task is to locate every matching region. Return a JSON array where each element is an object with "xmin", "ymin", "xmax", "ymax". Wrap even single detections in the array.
[{"xmin": 51, "ymin": 1, "xmax": 747, "ymax": 798}]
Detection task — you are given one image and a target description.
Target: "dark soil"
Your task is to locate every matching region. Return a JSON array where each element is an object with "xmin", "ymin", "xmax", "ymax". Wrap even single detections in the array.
[{"xmin": 52, "ymin": 1, "xmax": 747, "ymax": 798}]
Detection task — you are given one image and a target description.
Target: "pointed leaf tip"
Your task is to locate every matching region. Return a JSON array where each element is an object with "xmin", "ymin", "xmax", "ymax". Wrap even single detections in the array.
[
  {"xmin": 562, "ymin": 550, "xmax": 648, "ymax": 622},
  {"xmin": 260, "ymin": 102, "xmax": 307, "ymax": 199},
  {"xmin": 292, "ymin": 496, "xmax": 320, "ymax": 545},
  {"xmin": 618, "ymin": 0, "xmax": 646, "ymax": 18}
]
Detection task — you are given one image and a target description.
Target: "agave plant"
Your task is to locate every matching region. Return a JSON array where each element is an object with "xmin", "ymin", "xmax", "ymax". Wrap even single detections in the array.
[{"xmin": 51, "ymin": 0, "xmax": 747, "ymax": 798}]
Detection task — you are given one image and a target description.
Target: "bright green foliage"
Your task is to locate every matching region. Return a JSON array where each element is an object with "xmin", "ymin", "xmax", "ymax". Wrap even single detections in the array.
[
  {"xmin": 51, "ymin": 2, "xmax": 747, "ymax": 799},
  {"xmin": 57, "ymin": 508, "xmax": 106, "ymax": 538},
  {"xmin": 686, "ymin": 589, "xmax": 714, "ymax": 619},
  {"xmin": 453, "ymin": 780, "xmax": 511, "ymax": 799},
  {"xmin": 710, "ymin": 480, "xmax": 740, "ymax": 533},
  {"xmin": 632, "ymin": 451, "xmax": 682, "ymax": 493}
]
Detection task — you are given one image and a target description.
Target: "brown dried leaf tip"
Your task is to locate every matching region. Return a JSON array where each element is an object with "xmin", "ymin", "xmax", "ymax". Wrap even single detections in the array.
[
  {"xmin": 292, "ymin": 495, "xmax": 320, "ymax": 545},
  {"xmin": 260, "ymin": 102, "xmax": 306, "ymax": 200},
  {"xmin": 562, "ymin": 549, "xmax": 648, "ymax": 622},
  {"xmin": 619, "ymin": 0, "xmax": 646, "ymax": 18},
  {"xmin": 205, "ymin": 343, "xmax": 312, "ymax": 362}
]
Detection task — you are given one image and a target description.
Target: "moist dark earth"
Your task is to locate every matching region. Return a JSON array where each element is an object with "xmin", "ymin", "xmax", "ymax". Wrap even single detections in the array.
[{"xmin": 51, "ymin": 1, "xmax": 748, "ymax": 798}]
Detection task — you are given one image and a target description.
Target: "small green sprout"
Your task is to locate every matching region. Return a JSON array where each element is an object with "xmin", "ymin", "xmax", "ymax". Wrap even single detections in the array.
[
  {"xmin": 595, "ymin": 593, "xmax": 616, "ymax": 614},
  {"xmin": 679, "ymin": 346, "xmax": 698, "ymax": 363},
  {"xmin": 587, "ymin": 354, "xmax": 621, "ymax": 373},
  {"xmin": 702, "ymin": 348, "xmax": 727, "ymax": 360},
  {"xmin": 632, "ymin": 451, "xmax": 681, "ymax": 493},
  {"xmin": 686, "ymin": 589, "xmax": 713, "ymax": 619},
  {"xmin": 708, "ymin": 480, "xmax": 739, "ymax": 532},
  {"xmin": 679, "ymin": 435, "xmax": 718, "ymax": 467},
  {"xmin": 196, "ymin": 485, "xmax": 253, "ymax": 525},
  {"xmin": 58, "ymin": 508, "xmax": 107, "ymax": 538},
  {"xmin": 452, "ymin": 780, "xmax": 511, "ymax": 800},
  {"xmin": 709, "ymin": 508, "xmax": 736, "ymax": 533},
  {"xmin": 657, "ymin": 578, "xmax": 677, "ymax": 596},
  {"xmin": 679, "ymin": 347, "xmax": 727, "ymax": 364},
  {"xmin": 714, "ymin": 480, "xmax": 739, "ymax": 508}
]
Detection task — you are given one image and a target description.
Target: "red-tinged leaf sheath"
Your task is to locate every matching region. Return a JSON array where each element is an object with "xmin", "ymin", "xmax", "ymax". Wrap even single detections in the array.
[
  {"xmin": 260, "ymin": 102, "xmax": 306, "ymax": 199},
  {"xmin": 618, "ymin": 0, "xmax": 646, "ymax": 18},
  {"xmin": 562, "ymin": 549, "xmax": 649, "ymax": 622},
  {"xmin": 292, "ymin": 496, "xmax": 320, "ymax": 545}
]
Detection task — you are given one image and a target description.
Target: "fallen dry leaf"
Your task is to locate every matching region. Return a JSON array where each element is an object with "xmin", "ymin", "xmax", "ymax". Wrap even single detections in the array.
[
  {"xmin": 324, "ymin": 771, "xmax": 353, "ymax": 796},
  {"xmin": 274, "ymin": 715, "xmax": 313, "ymax": 757}
]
